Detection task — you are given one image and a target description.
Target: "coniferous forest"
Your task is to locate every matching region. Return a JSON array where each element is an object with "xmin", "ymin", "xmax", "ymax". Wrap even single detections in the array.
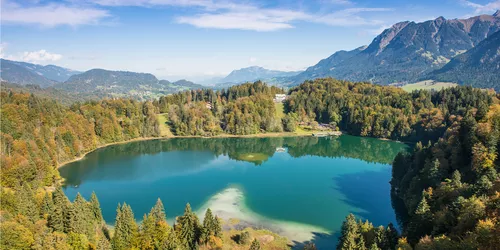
[{"xmin": 1, "ymin": 78, "xmax": 499, "ymax": 249}]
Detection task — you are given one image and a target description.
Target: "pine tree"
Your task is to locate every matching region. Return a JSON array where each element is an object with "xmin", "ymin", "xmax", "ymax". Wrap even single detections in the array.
[
  {"xmin": 73, "ymin": 193, "xmax": 89, "ymax": 235},
  {"xmin": 176, "ymin": 203, "xmax": 201, "ymax": 249},
  {"xmin": 162, "ymin": 228, "xmax": 179, "ymax": 250},
  {"xmin": 17, "ymin": 184, "xmax": 39, "ymax": 222},
  {"xmin": 249, "ymin": 238, "xmax": 261, "ymax": 250},
  {"xmin": 451, "ymin": 170, "xmax": 462, "ymax": 188},
  {"xmin": 338, "ymin": 214, "xmax": 359, "ymax": 250},
  {"xmin": 150, "ymin": 198, "xmax": 167, "ymax": 224},
  {"xmin": 386, "ymin": 223, "xmax": 399, "ymax": 250},
  {"xmin": 90, "ymin": 192, "xmax": 103, "ymax": 223},
  {"xmin": 49, "ymin": 186, "xmax": 67, "ymax": 232},
  {"xmin": 138, "ymin": 214, "xmax": 155, "ymax": 250},
  {"xmin": 40, "ymin": 192, "xmax": 53, "ymax": 218},
  {"xmin": 202, "ymin": 208, "xmax": 215, "ymax": 243},
  {"xmin": 64, "ymin": 203, "xmax": 77, "ymax": 233},
  {"xmin": 357, "ymin": 236, "xmax": 367, "ymax": 250},
  {"xmin": 112, "ymin": 203, "xmax": 138, "ymax": 250},
  {"xmin": 213, "ymin": 215, "xmax": 222, "ymax": 238}
]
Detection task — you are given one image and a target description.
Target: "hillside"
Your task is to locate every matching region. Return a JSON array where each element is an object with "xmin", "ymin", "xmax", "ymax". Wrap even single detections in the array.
[
  {"xmin": 292, "ymin": 12, "xmax": 500, "ymax": 85},
  {"xmin": 427, "ymin": 29, "xmax": 500, "ymax": 91},
  {"xmin": 0, "ymin": 59, "xmax": 56, "ymax": 87},
  {"xmin": 0, "ymin": 59, "xmax": 80, "ymax": 84},
  {"xmin": 55, "ymin": 69, "xmax": 203, "ymax": 100},
  {"xmin": 219, "ymin": 66, "xmax": 301, "ymax": 87}
]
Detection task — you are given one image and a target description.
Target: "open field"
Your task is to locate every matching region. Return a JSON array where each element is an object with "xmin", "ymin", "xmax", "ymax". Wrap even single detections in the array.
[
  {"xmin": 401, "ymin": 80, "xmax": 457, "ymax": 92},
  {"xmin": 157, "ymin": 113, "xmax": 174, "ymax": 137}
]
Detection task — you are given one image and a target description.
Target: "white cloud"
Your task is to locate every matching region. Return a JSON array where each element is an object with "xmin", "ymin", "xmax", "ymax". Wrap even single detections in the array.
[
  {"xmin": 177, "ymin": 9, "xmax": 309, "ymax": 31},
  {"xmin": 249, "ymin": 57, "xmax": 257, "ymax": 63},
  {"xmin": 90, "ymin": 0, "xmax": 393, "ymax": 31},
  {"xmin": 1, "ymin": 0, "xmax": 110, "ymax": 27},
  {"xmin": 22, "ymin": 50, "xmax": 63, "ymax": 62},
  {"xmin": 460, "ymin": 0, "xmax": 500, "ymax": 15}
]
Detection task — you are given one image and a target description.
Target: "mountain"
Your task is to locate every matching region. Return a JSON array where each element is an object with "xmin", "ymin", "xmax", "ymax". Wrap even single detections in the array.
[
  {"xmin": 0, "ymin": 59, "xmax": 56, "ymax": 87},
  {"xmin": 55, "ymin": 69, "xmax": 203, "ymax": 100},
  {"xmin": 292, "ymin": 12, "xmax": 500, "ymax": 85},
  {"xmin": 171, "ymin": 79, "xmax": 203, "ymax": 89},
  {"xmin": 0, "ymin": 59, "xmax": 80, "ymax": 83},
  {"xmin": 0, "ymin": 81, "xmax": 90, "ymax": 105},
  {"xmin": 427, "ymin": 29, "xmax": 500, "ymax": 91},
  {"xmin": 293, "ymin": 46, "xmax": 367, "ymax": 84},
  {"xmin": 220, "ymin": 66, "xmax": 302, "ymax": 86}
]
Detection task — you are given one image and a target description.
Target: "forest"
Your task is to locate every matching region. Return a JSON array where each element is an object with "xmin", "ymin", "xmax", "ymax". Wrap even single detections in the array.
[{"xmin": 1, "ymin": 78, "xmax": 499, "ymax": 249}]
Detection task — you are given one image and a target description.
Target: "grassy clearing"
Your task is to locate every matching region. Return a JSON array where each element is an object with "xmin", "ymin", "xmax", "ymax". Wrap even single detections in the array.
[
  {"xmin": 275, "ymin": 103, "xmax": 285, "ymax": 119},
  {"xmin": 401, "ymin": 80, "xmax": 457, "ymax": 92},
  {"xmin": 156, "ymin": 113, "xmax": 174, "ymax": 137}
]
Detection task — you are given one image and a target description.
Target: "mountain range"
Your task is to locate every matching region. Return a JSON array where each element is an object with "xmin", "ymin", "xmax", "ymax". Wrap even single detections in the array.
[
  {"xmin": 55, "ymin": 69, "xmax": 203, "ymax": 99},
  {"xmin": 292, "ymin": 11, "xmax": 500, "ymax": 87},
  {"xmin": 1, "ymin": 59, "xmax": 204, "ymax": 100},
  {"xmin": 1, "ymin": 11, "xmax": 499, "ymax": 96},
  {"xmin": 0, "ymin": 59, "xmax": 80, "ymax": 87},
  {"xmin": 427, "ymin": 29, "xmax": 500, "ymax": 90},
  {"xmin": 217, "ymin": 66, "xmax": 302, "ymax": 87}
]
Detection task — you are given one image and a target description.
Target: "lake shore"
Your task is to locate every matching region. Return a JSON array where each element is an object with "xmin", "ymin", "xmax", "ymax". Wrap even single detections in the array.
[
  {"xmin": 56, "ymin": 131, "xmax": 320, "ymax": 169},
  {"xmin": 195, "ymin": 187, "xmax": 331, "ymax": 245}
]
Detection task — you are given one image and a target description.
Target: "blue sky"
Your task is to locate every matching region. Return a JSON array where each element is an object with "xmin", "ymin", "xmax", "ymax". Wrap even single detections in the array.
[{"xmin": 1, "ymin": 0, "xmax": 499, "ymax": 81}]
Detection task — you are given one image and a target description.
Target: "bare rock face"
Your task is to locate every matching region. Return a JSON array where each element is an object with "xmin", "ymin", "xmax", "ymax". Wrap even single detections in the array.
[
  {"xmin": 293, "ymin": 12, "xmax": 500, "ymax": 85},
  {"xmin": 428, "ymin": 29, "xmax": 500, "ymax": 91}
]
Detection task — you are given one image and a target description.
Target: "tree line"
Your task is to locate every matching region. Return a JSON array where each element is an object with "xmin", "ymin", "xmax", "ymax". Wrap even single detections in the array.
[
  {"xmin": 2, "ymin": 78, "xmax": 499, "ymax": 249},
  {"xmin": 0, "ymin": 183, "xmax": 235, "ymax": 250},
  {"xmin": 155, "ymin": 81, "xmax": 285, "ymax": 136}
]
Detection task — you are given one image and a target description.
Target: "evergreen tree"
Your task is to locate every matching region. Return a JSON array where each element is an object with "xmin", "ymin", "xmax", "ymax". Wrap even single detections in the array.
[
  {"xmin": 249, "ymin": 238, "xmax": 261, "ymax": 250},
  {"xmin": 386, "ymin": 223, "xmax": 399, "ymax": 249},
  {"xmin": 150, "ymin": 198, "xmax": 167, "ymax": 224},
  {"xmin": 73, "ymin": 193, "xmax": 89, "ymax": 235},
  {"xmin": 202, "ymin": 208, "xmax": 215, "ymax": 242},
  {"xmin": 112, "ymin": 203, "xmax": 138, "ymax": 250},
  {"xmin": 176, "ymin": 203, "xmax": 201, "ymax": 249},
  {"xmin": 162, "ymin": 228, "xmax": 179, "ymax": 250},
  {"xmin": 138, "ymin": 214, "xmax": 155, "ymax": 250},
  {"xmin": 90, "ymin": 191, "xmax": 103, "ymax": 223},
  {"xmin": 17, "ymin": 184, "xmax": 39, "ymax": 222},
  {"xmin": 64, "ymin": 203, "xmax": 77, "ymax": 233},
  {"xmin": 40, "ymin": 192, "xmax": 53, "ymax": 218},
  {"xmin": 213, "ymin": 215, "xmax": 222, "ymax": 238},
  {"xmin": 357, "ymin": 236, "xmax": 367, "ymax": 250},
  {"xmin": 338, "ymin": 214, "xmax": 359, "ymax": 250},
  {"xmin": 49, "ymin": 186, "xmax": 67, "ymax": 232}
]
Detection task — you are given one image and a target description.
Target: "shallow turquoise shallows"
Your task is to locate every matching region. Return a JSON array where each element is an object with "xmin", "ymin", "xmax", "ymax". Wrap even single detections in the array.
[{"xmin": 60, "ymin": 135, "xmax": 407, "ymax": 248}]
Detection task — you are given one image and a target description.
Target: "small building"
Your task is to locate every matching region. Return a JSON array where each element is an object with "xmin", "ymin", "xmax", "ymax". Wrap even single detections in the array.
[{"xmin": 274, "ymin": 94, "xmax": 287, "ymax": 103}]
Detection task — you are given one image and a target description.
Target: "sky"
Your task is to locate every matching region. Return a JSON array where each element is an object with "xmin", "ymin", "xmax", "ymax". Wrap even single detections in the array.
[{"xmin": 1, "ymin": 0, "xmax": 499, "ymax": 82}]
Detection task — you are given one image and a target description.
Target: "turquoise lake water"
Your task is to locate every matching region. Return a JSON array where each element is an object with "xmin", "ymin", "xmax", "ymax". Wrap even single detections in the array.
[{"xmin": 59, "ymin": 135, "xmax": 407, "ymax": 248}]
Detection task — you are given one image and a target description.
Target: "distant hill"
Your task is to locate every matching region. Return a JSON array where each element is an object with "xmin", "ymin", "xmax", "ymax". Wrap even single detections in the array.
[
  {"xmin": 427, "ymin": 29, "xmax": 500, "ymax": 91},
  {"xmin": 0, "ymin": 59, "xmax": 80, "ymax": 84},
  {"xmin": 219, "ymin": 66, "xmax": 301, "ymax": 87},
  {"xmin": 0, "ymin": 81, "xmax": 91, "ymax": 105},
  {"xmin": 1, "ymin": 59, "xmax": 56, "ymax": 87},
  {"xmin": 291, "ymin": 12, "xmax": 500, "ymax": 85},
  {"xmin": 55, "ymin": 69, "xmax": 203, "ymax": 100}
]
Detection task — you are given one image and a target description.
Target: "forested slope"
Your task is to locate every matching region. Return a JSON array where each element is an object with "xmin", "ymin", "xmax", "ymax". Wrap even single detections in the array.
[{"xmin": 1, "ymin": 79, "xmax": 499, "ymax": 249}]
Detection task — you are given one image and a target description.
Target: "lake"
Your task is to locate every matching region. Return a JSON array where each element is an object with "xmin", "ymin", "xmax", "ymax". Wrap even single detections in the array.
[{"xmin": 60, "ymin": 135, "xmax": 407, "ymax": 248}]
